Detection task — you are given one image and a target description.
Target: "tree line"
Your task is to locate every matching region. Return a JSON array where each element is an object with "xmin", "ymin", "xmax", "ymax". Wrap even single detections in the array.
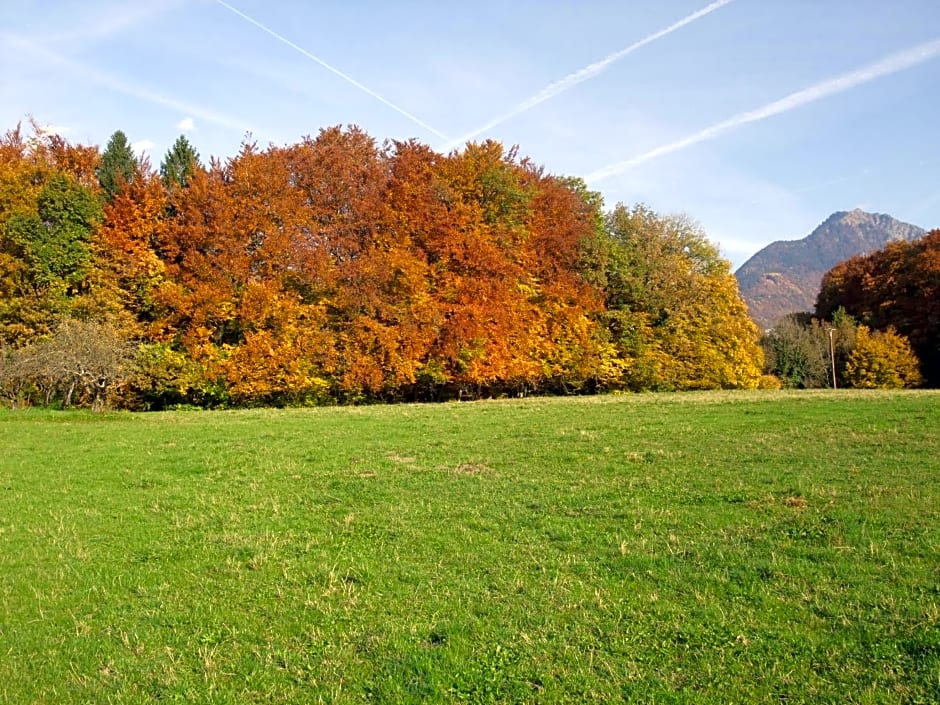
[{"xmin": 2, "ymin": 121, "xmax": 771, "ymax": 408}]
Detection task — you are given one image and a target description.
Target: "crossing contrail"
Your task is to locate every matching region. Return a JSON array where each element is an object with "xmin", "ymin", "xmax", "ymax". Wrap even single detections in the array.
[
  {"xmin": 3, "ymin": 32, "xmax": 256, "ymax": 135},
  {"xmin": 586, "ymin": 37, "xmax": 940, "ymax": 182},
  {"xmin": 214, "ymin": 0, "xmax": 450, "ymax": 141},
  {"xmin": 441, "ymin": 0, "xmax": 735, "ymax": 151}
]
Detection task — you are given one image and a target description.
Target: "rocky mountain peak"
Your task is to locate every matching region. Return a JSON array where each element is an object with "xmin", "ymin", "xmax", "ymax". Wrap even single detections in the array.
[{"xmin": 735, "ymin": 210, "xmax": 925, "ymax": 328}]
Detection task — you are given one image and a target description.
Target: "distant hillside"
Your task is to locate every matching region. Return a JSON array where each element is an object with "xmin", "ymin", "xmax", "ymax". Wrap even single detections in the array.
[{"xmin": 735, "ymin": 209, "xmax": 925, "ymax": 328}]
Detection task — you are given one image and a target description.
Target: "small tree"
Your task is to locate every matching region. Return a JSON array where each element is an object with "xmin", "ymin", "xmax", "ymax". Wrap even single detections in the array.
[
  {"xmin": 56, "ymin": 319, "xmax": 135, "ymax": 408},
  {"xmin": 844, "ymin": 326, "xmax": 922, "ymax": 389},
  {"xmin": 10, "ymin": 320, "xmax": 136, "ymax": 409},
  {"xmin": 1, "ymin": 340, "xmax": 59, "ymax": 406}
]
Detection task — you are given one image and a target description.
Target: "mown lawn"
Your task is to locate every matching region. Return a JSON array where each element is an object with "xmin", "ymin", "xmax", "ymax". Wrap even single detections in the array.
[{"xmin": 1, "ymin": 391, "xmax": 938, "ymax": 703}]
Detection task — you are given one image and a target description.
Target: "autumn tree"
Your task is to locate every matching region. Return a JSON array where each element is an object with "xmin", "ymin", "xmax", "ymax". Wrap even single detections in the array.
[
  {"xmin": 598, "ymin": 204, "xmax": 763, "ymax": 390},
  {"xmin": 1, "ymin": 120, "xmax": 786, "ymax": 406},
  {"xmin": 285, "ymin": 127, "xmax": 407, "ymax": 398},
  {"xmin": 21, "ymin": 120, "xmax": 102, "ymax": 190},
  {"xmin": 364, "ymin": 139, "xmax": 449, "ymax": 398},
  {"xmin": 844, "ymin": 325, "xmax": 921, "ymax": 389},
  {"xmin": 148, "ymin": 132, "xmax": 622, "ymax": 403},
  {"xmin": 523, "ymin": 175, "xmax": 616, "ymax": 391},
  {"xmin": 817, "ymin": 230, "xmax": 940, "ymax": 386},
  {"xmin": 0, "ymin": 127, "xmax": 42, "ymax": 343},
  {"xmin": 94, "ymin": 160, "xmax": 169, "ymax": 328},
  {"xmin": 151, "ymin": 138, "xmax": 341, "ymax": 405},
  {"xmin": 396, "ymin": 141, "xmax": 614, "ymax": 397},
  {"xmin": 419, "ymin": 141, "xmax": 543, "ymax": 394}
]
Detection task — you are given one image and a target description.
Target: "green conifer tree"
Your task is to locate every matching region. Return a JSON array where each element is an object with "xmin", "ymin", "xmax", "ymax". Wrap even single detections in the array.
[
  {"xmin": 96, "ymin": 130, "xmax": 137, "ymax": 202},
  {"xmin": 160, "ymin": 135, "xmax": 202, "ymax": 189}
]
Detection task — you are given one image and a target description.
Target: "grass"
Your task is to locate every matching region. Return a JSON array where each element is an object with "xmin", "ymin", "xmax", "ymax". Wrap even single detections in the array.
[{"xmin": 1, "ymin": 390, "xmax": 939, "ymax": 703}]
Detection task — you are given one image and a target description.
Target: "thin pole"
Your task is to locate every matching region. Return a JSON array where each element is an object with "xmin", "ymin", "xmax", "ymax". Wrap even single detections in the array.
[{"xmin": 828, "ymin": 328, "xmax": 837, "ymax": 390}]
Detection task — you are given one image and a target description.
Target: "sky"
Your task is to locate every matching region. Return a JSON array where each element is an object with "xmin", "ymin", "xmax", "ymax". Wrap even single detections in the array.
[{"xmin": 2, "ymin": 0, "xmax": 939, "ymax": 269}]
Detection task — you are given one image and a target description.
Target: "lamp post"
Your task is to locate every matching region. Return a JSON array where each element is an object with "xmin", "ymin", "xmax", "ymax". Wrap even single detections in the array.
[{"xmin": 827, "ymin": 327, "xmax": 837, "ymax": 390}]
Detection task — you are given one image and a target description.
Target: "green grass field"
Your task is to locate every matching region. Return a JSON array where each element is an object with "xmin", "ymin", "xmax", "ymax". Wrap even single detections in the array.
[{"xmin": 1, "ymin": 391, "xmax": 938, "ymax": 703}]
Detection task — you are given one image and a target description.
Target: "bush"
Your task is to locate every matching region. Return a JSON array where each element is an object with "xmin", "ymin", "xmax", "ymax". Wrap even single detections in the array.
[
  {"xmin": 761, "ymin": 315, "xmax": 829, "ymax": 388},
  {"xmin": 844, "ymin": 326, "xmax": 922, "ymax": 389},
  {"xmin": 0, "ymin": 319, "xmax": 134, "ymax": 409},
  {"xmin": 757, "ymin": 374, "xmax": 783, "ymax": 390}
]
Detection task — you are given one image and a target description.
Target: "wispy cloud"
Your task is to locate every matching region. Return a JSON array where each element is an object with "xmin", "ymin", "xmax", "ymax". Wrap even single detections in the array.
[
  {"xmin": 177, "ymin": 116, "xmax": 195, "ymax": 132},
  {"xmin": 36, "ymin": 123, "xmax": 72, "ymax": 137},
  {"xmin": 2, "ymin": 32, "xmax": 257, "ymax": 136},
  {"xmin": 442, "ymin": 0, "xmax": 735, "ymax": 151},
  {"xmin": 131, "ymin": 139, "xmax": 155, "ymax": 156},
  {"xmin": 587, "ymin": 37, "xmax": 940, "ymax": 182},
  {"xmin": 212, "ymin": 0, "xmax": 450, "ymax": 141},
  {"xmin": 34, "ymin": 0, "xmax": 183, "ymax": 47}
]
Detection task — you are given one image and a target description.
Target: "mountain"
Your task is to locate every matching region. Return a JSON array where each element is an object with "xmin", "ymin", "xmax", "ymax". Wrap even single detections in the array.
[{"xmin": 735, "ymin": 209, "xmax": 926, "ymax": 328}]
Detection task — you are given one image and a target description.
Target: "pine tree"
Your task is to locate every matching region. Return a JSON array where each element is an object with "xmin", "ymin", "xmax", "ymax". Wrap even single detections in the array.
[
  {"xmin": 96, "ymin": 130, "xmax": 137, "ymax": 201},
  {"xmin": 160, "ymin": 135, "xmax": 202, "ymax": 189}
]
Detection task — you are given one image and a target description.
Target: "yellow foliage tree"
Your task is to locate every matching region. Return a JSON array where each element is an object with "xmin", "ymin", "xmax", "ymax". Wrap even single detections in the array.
[
  {"xmin": 844, "ymin": 326, "xmax": 921, "ymax": 389},
  {"xmin": 600, "ymin": 205, "xmax": 764, "ymax": 390}
]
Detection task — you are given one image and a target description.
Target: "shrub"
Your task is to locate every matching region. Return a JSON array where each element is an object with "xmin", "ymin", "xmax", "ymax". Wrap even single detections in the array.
[{"xmin": 844, "ymin": 326, "xmax": 922, "ymax": 389}]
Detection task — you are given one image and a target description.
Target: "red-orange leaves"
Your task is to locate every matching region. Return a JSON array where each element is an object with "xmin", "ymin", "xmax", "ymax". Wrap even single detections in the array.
[
  {"xmin": 95, "ymin": 166, "xmax": 168, "ymax": 323},
  {"xmin": 817, "ymin": 230, "xmax": 940, "ymax": 385},
  {"xmin": 6, "ymin": 120, "xmax": 783, "ymax": 405}
]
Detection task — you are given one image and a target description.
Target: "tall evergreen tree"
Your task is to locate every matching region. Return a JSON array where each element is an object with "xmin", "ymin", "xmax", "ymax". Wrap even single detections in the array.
[
  {"xmin": 160, "ymin": 135, "xmax": 202, "ymax": 189},
  {"xmin": 96, "ymin": 130, "xmax": 136, "ymax": 202}
]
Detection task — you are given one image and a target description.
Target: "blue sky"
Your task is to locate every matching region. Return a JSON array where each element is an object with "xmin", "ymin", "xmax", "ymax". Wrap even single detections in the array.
[{"xmin": 2, "ymin": 0, "xmax": 938, "ymax": 268}]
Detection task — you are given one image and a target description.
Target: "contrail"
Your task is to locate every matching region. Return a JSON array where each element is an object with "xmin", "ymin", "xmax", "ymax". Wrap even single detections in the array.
[
  {"xmin": 3, "ymin": 33, "xmax": 256, "ymax": 135},
  {"xmin": 214, "ymin": 0, "xmax": 450, "ymax": 141},
  {"xmin": 442, "ymin": 0, "xmax": 735, "ymax": 151},
  {"xmin": 587, "ymin": 37, "xmax": 940, "ymax": 182}
]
